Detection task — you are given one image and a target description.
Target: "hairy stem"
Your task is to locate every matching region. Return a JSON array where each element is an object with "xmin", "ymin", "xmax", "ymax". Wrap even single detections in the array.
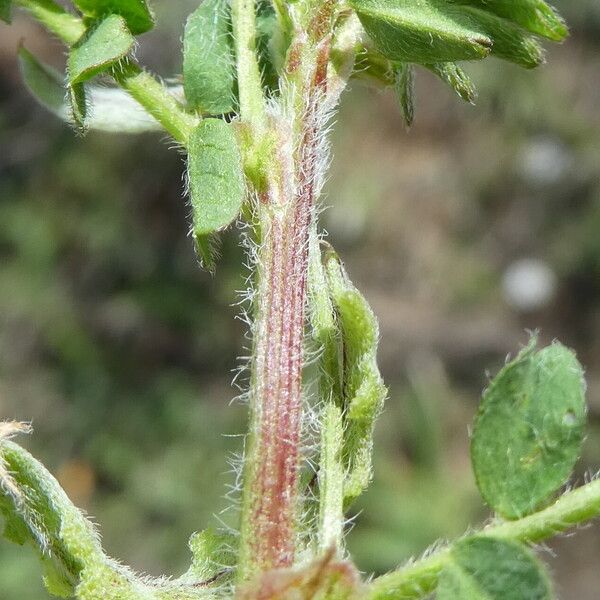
[
  {"xmin": 111, "ymin": 61, "xmax": 198, "ymax": 144},
  {"xmin": 238, "ymin": 190, "xmax": 313, "ymax": 577},
  {"xmin": 237, "ymin": 44, "xmax": 332, "ymax": 585},
  {"xmin": 489, "ymin": 478, "xmax": 600, "ymax": 542},
  {"xmin": 366, "ymin": 479, "xmax": 600, "ymax": 599}
]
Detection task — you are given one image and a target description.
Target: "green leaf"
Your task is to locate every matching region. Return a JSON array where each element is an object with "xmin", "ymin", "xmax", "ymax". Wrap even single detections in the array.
[
  {"xmin": 458, "ymin": 5, "xmax": 545, "ymax": 68},
  {"xmin": 19, "ymin": 46, "xmax": 174, "ymax": 133},
  {"xmin": 186, "ymin": 528, "xmax": 237, "ymax": 583},
  {"xmin": 69, "ymin": 82, "xmax": 88, "ymax": 132},
  {"xmin": 72, "ymin": 0, "xmax": 155, "ymax": 35},
  {"xmin": 324, "ymin": 247, "xmax": 387, "ymax": 505},
  {"xmin": 394, "ymin": 63, "xmax": 415, "ymax": 127},
  {"xmin": 0, "ymin": 436, "xmax": 109, "ymax": 597},
  {"xmin": 0, "ymin": 430, "xmax": 204, "ymax": 599},
  {"xmin": 188, "ymin": 118, "xmax": 245, "ymax": 270},
  {"xmin": 350, "ymin": 0, "xmax": 548, "ymax": 68},
  {"xmin": 18, "ymin": 46, "xmax": 66, "ymax": 115},
  {"xmin": 426, "ymin": 62, "xmax": 477, "ymax": 103},
  {"xmin": 471, "ymin": 338, "xmax": 586, "ymax": 519},
  {"xmin": 183, "ymin": 0, "xmax": 236, "ymax": 114},
  {"xmin": 19, "ymin": 46, "xmax": 88, "ymax": 134},
  {"xmin": 450, "ymin": 0, "xmax": 568, "ymax": 41},
  {"xmin": 438, "ymin": 537, "xmax": 552, "ymax": 599},
  {"xmin": 349, "ymin": 0, "xmax": 493, "ymax": 64},
  {"xmin": 0, "ymin": 0, "xmax": 11, "ymax": 23},
  {"xmin": 68, "ymin": 14, "xmax": 135, "ymax": 85},
  {"xmin": 256, "ymin": 0, "xmax": 284, "ymax": 93}
]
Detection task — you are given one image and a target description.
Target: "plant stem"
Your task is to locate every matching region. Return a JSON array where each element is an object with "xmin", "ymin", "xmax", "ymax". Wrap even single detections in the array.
[
  {"xmin": 238, "ymin": 85, "xmax": 326, "ymax": 574},
  {"xmin": 231, "ymin": 0, "xmax": 266, "ymax": 129},
  {"xmin": 489, "ymin": 478, "xmax": 600, "ymax": 542},
  {"xmin": 237, "ymin": 34, "xmax": 334, "ymax": 584},
  {"xmin": 318, "ymin": 403, "xmax": 345, "ymax": 551},
  {"xmin": 14, "ymin": 0, "xmax": 197, "ymax": 144},
  {"xmin": 111, "ymin": 62, "xmax": 198, "ymax": 144},
  {"xmin": 15, "ymin": 0, "xmax": 85, "ymax": 44},
  {"xmin": 238, "ymin": 187, "xmax": 313, "ymax": 578},
  {"xmin": 367, "ymin": 479, "xmax": 600, "ymax": 599}
]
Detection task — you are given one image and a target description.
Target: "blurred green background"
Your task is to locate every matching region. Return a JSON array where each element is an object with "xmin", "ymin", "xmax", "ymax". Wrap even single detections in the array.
[{"xmin": 1, "ymin": 1, "xmax": 600, "ymax": 598}]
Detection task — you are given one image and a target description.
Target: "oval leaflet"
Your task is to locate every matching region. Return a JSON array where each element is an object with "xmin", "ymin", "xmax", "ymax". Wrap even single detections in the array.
[
  {"xmin": 438, "ymin": 536, "xmax": 553, "ymax": 600},
  {"xmin": 188, "ymin": 118, "xmax": 245, "ymax": 269},
  {"xmin": 471, "ymin": 339, "xmax": 586, "ymax": 519}
]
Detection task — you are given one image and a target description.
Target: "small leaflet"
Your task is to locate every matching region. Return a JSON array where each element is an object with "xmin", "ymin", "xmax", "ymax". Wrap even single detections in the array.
[
  {"xmin": 458, "ymin": 6, "xmax": 544, "ymax": 68},
  {"xmin": 349, "ymin": 0, "xmax": 553, "ymax": 68},
  {"xmin": 426, "ymin": 62, "xmax": 477, "ymax": 104},
  {"xmin": 188, "ymin": 118, "xmax": 245, "ymax": 270},
  {"xmin": 68, "ymin": 14, "xmax": 135, "ymax": 85},
  {"xmin": 72, "ymin": 0, "xmax": 155, "ymax": 35},
  {"xmin": 19, "ymin": 47, "xmax": 170, "ymax": 133},
  {"xmin": 349, "ymin": 0, "xmax": 493, "ymax": 64},
  {"xmin": 18, "ymin": 47, "xmax": 66, "ymax": 114},
  {"xmin": 183, "ymin": 0, "xmax": 236, "ymax": 114},
  {"xmin": 451, "ymin": 0, "xmax": 568, "ymax": 41},
  {"xmin": 438, "ymin": 536, "xmax": 553, "ymax": 599},
  {"xmin": 471, "ymin": 338, "xmax": 586, "ymax": 519},
  {"xmin": 186, "ymin": 528, "xmax": 237, "ymax": 583},
  {"xmin": 324, "ymin": 248, "xmax": 387, "ymax": 504}
]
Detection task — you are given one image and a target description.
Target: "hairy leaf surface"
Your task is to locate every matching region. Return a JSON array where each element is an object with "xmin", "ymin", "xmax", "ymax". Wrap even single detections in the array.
[
  {"xmin": 350, "ymin": 0, "xmax": 554, "ymax": 67},
  {"xmin": 72, "ymin": 0, "xmax": 154, "ymax": 35},
  {"xmin": 68, "ymin": 14, "xmax": 134, "ymax": 85},
  {"xmin": 0, "ymin": 438, "xmax": 122, "ymax": 597},
  {"xmin": 438, "ymin": 537, "xmax": 552, "ymax": 599},
  {"xmin": 19, "ymin": 47, "xmax": 175, "ymax": 133},
  {"xmin": 324, "ymin": 249, "xmax": 387, "ymax": 504},
  {"xmin": 458, "ymin": 6, "xmax": 544, "ymax": 68},
  {"xmin": 186, "ymin": 528, "xmax": 236, "ymax": 583},
  {"xmin": 450, "ymin": 0, "xmax": 568, "ymax": 40},
  {"xmin": 349, "ymin": 0, "xmax": 493, "ymax": 63},
  {"xmin": 188, "ymin": 119, "xmax": 245, "ymax": 269},
  {"xmin": 183, "ymin": 0, "xmax": 236, "ymax": 114},
  {"xmin": 0, "ymin": 435, "xmax": 206, "ymax": 599},
  {"xmin": 471, "ymin": 339, "xmax": 586, "ymax": 519}
]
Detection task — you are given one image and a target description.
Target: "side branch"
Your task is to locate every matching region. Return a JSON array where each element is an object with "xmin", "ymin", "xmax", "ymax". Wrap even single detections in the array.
[
  {"xmin": 366, "ymin": 479, "xmax": 600, "ymax": 599},
  {"xmin": 14, "ymin": 0, "xmax": 197, "ymax": 144},
  {"xmin": 111, "ymin": 61, "xmax": 198, "ymax": 144}
]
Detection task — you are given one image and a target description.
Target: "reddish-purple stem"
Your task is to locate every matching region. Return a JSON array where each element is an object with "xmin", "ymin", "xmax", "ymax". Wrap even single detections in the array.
[{"xmin": 242, "ymin": 93, "xmax": 323, "ymax": 573}]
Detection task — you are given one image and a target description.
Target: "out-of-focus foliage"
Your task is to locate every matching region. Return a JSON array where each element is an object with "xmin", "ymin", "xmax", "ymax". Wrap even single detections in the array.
[{"xmin": 1, "ymin": 0, "xmax": 599, "ymax": 598}]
